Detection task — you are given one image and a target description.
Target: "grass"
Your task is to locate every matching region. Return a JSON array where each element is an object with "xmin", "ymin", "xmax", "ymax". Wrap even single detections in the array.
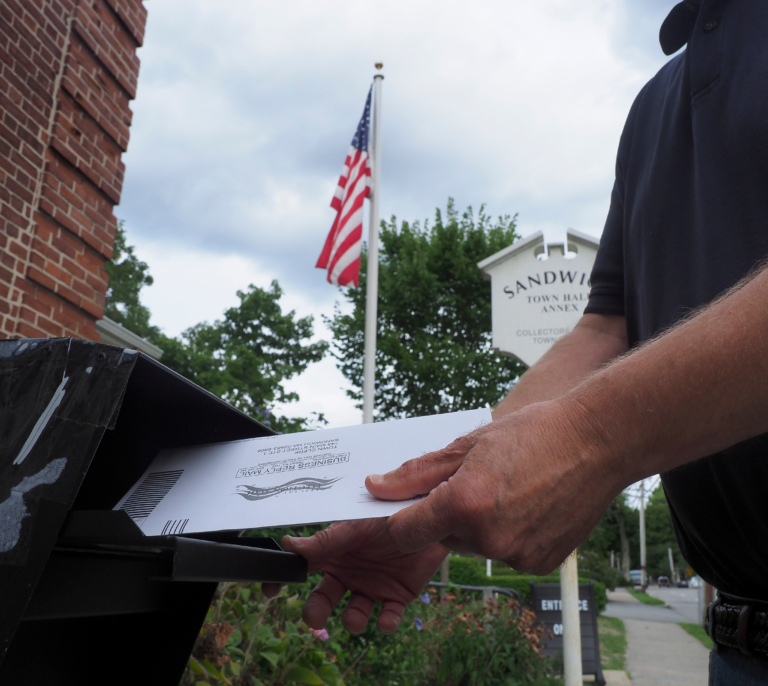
[
  {"xmin": 627, "ymin": 588, "xmax": 666, "ymax": 606},
  {"xmin": 598, "ymin": 616, "xmax": 627, "ymax": 671},
  {"xmin": 679, "ymin": 622, "xmax": 714, "ymax": 650}
]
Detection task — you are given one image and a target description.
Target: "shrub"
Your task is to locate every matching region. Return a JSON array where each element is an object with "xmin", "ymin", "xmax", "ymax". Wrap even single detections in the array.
[
  {"xmin": 445, "ymin": 556, "xmax": 487, "ymax": 586},
  {"xmin": 446, "ymin": 558, "xmax": 607, "ymax": 613},
  {"xmin": 182, "ymin": 582, "xmax": 559, "ymax": 686}
]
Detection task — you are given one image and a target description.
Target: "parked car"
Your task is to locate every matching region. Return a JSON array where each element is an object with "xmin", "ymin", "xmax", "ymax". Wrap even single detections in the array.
[
  {"xmin": 688, "ymin": 576, "xmax": 703, "ymax": 589},
  {"xmin": 657, "ymin": 575, "xmax": 671, "ymax": 587},
  {"xmin": 676, "ymin": 578, "xmax": 689, "ymax": 588},
  {"xmin": 629, "ymin": 569, "xmax": 643, "ymax": 585}
]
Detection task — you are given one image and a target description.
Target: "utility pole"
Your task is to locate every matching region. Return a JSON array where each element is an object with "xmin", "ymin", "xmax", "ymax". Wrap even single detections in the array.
[
  {"xmin": 668, "ymin": 547, "xmax": 675, "ymax": 582},
  {"xmin": 639, "ymin": 480, "xmax": 647, "ymax": 592}
]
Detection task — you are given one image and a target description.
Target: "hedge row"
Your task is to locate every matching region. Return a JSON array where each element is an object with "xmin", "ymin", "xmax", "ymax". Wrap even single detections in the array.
[{"xmin": 442, "ymin": 556, "xmax": 607, "ymax": 612}]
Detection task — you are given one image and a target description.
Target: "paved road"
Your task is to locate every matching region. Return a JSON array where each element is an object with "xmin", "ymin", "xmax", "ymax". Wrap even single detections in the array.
[
  {"xmin": 603, "ymin": 587, "xmax": 701, "ymax": 624},
  {"xmin": 604, "ymin": 587, "xmax": 709, "ymax": 685},
  {"xmin": 645, "ymin": 587, "xmax": 702, "ymax": 624}
]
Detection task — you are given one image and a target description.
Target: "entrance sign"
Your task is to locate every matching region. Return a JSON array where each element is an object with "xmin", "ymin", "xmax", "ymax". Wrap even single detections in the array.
[
  {"xmin": 530, "ymin": 582, "xmax": 605, "ymax": 686},
  {"xmin": 478, "ymin": 230, "xmax": 599, "ymax": 367}
]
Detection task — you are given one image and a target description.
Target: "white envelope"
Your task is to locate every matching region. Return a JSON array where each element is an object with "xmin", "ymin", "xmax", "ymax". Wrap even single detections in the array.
[{"xmin": 114, "ymin": 408, "xmax": 491, "ymax": 535}]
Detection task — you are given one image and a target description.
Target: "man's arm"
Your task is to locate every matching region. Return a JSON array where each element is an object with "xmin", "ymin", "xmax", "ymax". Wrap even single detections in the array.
[
  {"xmin": 370, "ymin": 264, "xmax": 768, "ymax": 570},
  {"xmin": 493, "ymin": 313, "xmax": 628, "ymax": 417}
]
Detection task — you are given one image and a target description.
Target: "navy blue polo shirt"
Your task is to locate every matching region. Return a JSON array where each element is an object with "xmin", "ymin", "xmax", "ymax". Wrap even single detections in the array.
[{"xmin": 585, "ymin": 0, "xmax": 768, "ymax": 598}]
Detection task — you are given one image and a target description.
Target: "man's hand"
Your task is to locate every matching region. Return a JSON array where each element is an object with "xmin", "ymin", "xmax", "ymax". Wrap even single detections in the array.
[
  {"xmin": 270, "ymin": 315, "xmax": 631, "ymax": 634},
  {"xmin": 277, "ymin": 519, "xmax": 447, "ymax": 634},
  {"xmin": 369, "ymin": 398, "xmax": 621, "ymax": 574}
]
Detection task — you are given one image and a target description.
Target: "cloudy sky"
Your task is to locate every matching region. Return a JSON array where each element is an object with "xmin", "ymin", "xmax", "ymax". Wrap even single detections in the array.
[{"xmin": 118, "ymin": 0, "xmax": 677, "ymax": 428}]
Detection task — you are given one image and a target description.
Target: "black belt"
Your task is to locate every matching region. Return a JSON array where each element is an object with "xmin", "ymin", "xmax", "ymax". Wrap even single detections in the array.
[{"xmin": 706, "ymin": 592, "xmax": 768, "ymax": 657}]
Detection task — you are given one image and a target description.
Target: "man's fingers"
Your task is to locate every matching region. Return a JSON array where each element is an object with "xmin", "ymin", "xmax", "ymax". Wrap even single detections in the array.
[
  {"xmin": 385, "ymin": 480, "xmax": 461, "ymax": 553},
  {"xmin": 303, "ymin": 573, "xmax": 347, "ymax": 630},
  {"xmin": 341, "ymin": 593, "xmax": 376, "ymax": 634},
  {"xmin": 282, "ymin": 520, "xmax": 371, "ymax": 561},
  {"xmin": 377, "ymin": 601, "xmax": 406, "ymax": 634},
  {"xmin": 366, "ymin": 437, "xmax": 471, "ymax": 501}
]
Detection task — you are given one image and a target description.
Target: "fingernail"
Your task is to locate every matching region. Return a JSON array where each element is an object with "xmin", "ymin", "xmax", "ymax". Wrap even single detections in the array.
[{"xmin": 368, "ymin": 474, "xmax": 383, "ymax": 485}]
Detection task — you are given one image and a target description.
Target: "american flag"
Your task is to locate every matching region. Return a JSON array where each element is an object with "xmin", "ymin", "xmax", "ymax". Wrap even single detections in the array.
[{"xmin": 316, "ymin": 88, "xmax": 372, "ymax": 287}]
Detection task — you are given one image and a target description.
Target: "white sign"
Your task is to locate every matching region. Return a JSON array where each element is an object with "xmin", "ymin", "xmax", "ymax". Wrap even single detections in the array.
[
  {"xmin": 114, "ymin": 408, "xmax": 492, "ymax": 535},
  {"xmin": 478, "ymin": 230, "xmax": 599, "ymax": 367}
]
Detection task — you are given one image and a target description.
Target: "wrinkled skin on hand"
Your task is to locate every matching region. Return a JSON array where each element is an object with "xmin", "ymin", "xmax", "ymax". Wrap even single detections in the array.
[
  {"xmin": 265, "ymin": 519, "xmax": 448, "ymax": 634},
  {"xmin": 268, "ymin": 399, "xmax": 622, "ymax": 633},
  {"xmin": 375, "ymin": 400, "xmax": 622, "ymax": 574}
]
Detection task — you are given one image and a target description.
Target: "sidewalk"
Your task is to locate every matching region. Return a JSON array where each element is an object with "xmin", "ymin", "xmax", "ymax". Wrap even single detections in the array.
[{"xmin": 604, "ymin": 588, "xmax": 709, "ymax": 685}]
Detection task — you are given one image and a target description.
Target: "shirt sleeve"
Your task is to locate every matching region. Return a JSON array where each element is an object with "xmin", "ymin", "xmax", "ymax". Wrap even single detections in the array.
[{"xmin": 584, "ymin": 168, "xmax": 626, "ymax": 317}]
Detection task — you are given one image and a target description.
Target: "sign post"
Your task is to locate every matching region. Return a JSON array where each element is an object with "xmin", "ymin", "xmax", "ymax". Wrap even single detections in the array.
[{"xmin": 479, "ymin": 229, "xmax": 600, "ymax": 684}]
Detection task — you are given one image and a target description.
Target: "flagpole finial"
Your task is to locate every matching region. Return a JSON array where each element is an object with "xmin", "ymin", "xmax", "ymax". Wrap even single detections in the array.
[{"xmin": 375, "ymin": 62, "xmax": 383, "ymax": 70}]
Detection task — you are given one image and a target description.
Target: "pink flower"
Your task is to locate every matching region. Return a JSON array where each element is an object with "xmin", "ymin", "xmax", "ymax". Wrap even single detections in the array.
[{"xmin": 310, "ymin": 628, "xmax": 330, "ymax": 641}]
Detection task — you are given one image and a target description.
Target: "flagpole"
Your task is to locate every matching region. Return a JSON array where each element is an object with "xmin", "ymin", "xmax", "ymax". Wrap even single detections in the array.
[{"xmin": 362, "ymin": 64, "xmax": 383, "ymax": 424}]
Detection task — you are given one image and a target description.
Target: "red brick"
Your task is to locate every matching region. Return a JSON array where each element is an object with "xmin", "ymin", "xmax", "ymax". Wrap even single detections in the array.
[
  {"xmin": 21, "ymin": 291, "xmax": 53, "ymax": 319},
  {"xmin": 0, "ymin": 0, "xmax": 146, "ymax": 340},
  {"xmin": 37, "ymin": 314, "xmax": 65, "ymax": 337},
  {"xmin": 27, "ymin": 265, "xmax": 56, "ymax": 291},
  {"xmin": 19, "ymin": 305, "xmax": 36, "ymax": 323},
  {"xmin": 16, "ymin": 321, "xmax": 47, "ymax": 338}
]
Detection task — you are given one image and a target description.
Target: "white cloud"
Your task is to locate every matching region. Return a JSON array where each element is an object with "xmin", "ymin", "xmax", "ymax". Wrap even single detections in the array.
[{"xmin": 119, "ymin": 0, "xmax": 676, "ymax": 427}]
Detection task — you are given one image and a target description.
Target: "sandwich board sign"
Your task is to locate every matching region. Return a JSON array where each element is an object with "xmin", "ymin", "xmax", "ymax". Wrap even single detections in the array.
[
  {"xmin": 530, "ymin": 582, "xmax": 605, "ymax": 685},
  {"xmin": 478, "ymin": 229, "xmax": 599, "ymax": 367}
]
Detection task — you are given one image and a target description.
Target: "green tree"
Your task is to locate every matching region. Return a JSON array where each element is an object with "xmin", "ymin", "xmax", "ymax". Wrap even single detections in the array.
[
  {"xmin": 326, "ymin": 199, "xmax": 525, "ymax": 419},
  {"xmin": 105, "ymin": 224, "xmax": 327, "ymax": 433},
  {"xmin": 645, "ymin": 485, "xmax": 684, "ymax": 579},
  {"xmin": 580, "ymin": 493, "xmax": 639, "ymax": 586},
  {"xmin": 155, "ymin": 282, "xmax": 328, "ymax": 433},
  {"xmin": 104, "ymin": 220, "xmax": 160, "ymax": 340}
]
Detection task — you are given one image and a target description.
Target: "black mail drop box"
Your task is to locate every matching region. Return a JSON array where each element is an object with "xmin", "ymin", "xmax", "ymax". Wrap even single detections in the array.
[{"xmin": 0, "ymin": 338, "xmax": 307, "ymax": 685}]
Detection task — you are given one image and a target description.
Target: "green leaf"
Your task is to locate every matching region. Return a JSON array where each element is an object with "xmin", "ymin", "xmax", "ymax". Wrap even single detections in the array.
[
  {"xmin": 200, "ymin": 660, "xmax": 232, "ymax": 685},
  {"xmin": 284, "ymin": 666, "xmax": 324, "ymax": 685},
  {"xmin": 240, "ymin": 588, "xmax": 251, "ymax": 602},
  {"xmin": 229, "ymin": 662, "xmax": 241, "ymax": 676},
  {"xmin": 228, "ymin": 629, "xmax": 242, "ymax": 646},
  {"xmin": 189, "ymin": 659, "xmax": 206, "ymax": 676},
  {"xmin": 260, "ymin": 651, "xmax": 280, "ymax": 667}
]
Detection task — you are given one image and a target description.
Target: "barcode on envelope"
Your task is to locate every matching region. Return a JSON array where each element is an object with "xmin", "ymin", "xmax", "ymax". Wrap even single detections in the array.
[{"xmin": 119, "ymin": 469, "xmax": 184, "ymax": 522}]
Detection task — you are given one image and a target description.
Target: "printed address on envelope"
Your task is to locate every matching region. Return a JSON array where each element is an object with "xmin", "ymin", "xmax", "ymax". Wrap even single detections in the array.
[{"xmin": 114, "ymin": 407, "xmax": 491, "ymax": 535}]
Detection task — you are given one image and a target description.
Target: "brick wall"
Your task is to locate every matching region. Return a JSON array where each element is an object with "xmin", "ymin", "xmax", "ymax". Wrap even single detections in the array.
[{"xmin": 0, "ymin": 0, "xmax": 147, "ymax": 340}]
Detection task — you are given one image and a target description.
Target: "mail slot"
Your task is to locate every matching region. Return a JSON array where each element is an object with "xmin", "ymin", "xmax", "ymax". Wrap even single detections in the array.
[{"xmin": 0, "ymin": 338, "xmax": 307, "ymax": 685}]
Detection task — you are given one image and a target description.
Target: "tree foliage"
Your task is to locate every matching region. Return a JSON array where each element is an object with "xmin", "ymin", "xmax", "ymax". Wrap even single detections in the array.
[
  {"xmin": 580, "ymin": 494, "xmax": 638, "ymax": 587},
  {"xmin": 155, "ymin": 283, "xmax": 328, "ymax": 433},
  {"xmin": 105, "ymin": 223, "xmax": 326, "ymax": 433},
  {"xmin": 104, "ymin": 220, "xmax": 160, "ymax": 340},
  {"xmin": 644, "ymin": 485, "xmax": 685, "ymax": 579},
  {"xmin": 326, "ymin": 199, "xmax": 526, "ymax": 420},
  {"xmin": 581, "ymin": 485, "xmax": 687, "ymax": 583}
]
